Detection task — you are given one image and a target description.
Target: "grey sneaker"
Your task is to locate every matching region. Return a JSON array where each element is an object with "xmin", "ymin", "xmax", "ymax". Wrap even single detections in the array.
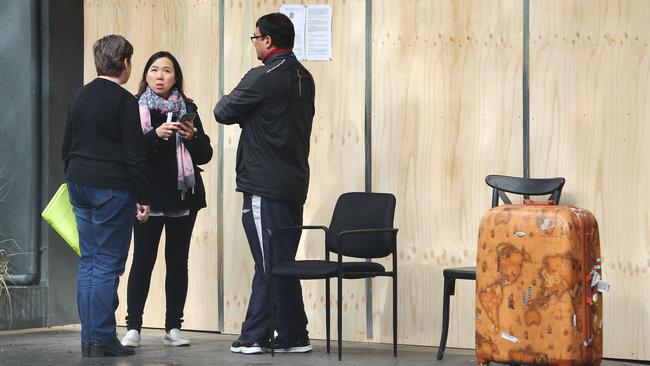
[
  {"xmin": 164, "ymin": 328, "xmax": 190, "ymax": 346},
  {"xmin": 120, "ymin": 329, "xmax": 141, "ymax": 348}
]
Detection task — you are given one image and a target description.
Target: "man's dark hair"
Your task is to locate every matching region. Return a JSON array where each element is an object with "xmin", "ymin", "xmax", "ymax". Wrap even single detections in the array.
[
  {"xmin": 256, "ymin": 13, "xmax": 295, "ymax": 49},
  {"xmin": 93, "ymin": 35, "xmax": 133, "ymax": 77}
]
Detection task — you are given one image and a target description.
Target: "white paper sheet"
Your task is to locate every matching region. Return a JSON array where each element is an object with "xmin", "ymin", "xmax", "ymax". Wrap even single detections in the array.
[
  {"xmin": 305, "ymin": 4, "xmax": 333, "ymax": 61},
  {"xmin": 279, "ymin": 4, "xmax": 307, "ymax": 61}
]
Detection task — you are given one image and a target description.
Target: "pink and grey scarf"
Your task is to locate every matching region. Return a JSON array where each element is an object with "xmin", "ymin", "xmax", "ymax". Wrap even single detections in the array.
[{"xmin": 138, "ymin": 87, "xmax": 195, "ymax": 198}]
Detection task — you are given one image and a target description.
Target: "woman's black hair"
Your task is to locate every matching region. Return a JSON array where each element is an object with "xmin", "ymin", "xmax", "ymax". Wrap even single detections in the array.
[{"xmin": 136, "ymin": 51, "xmax": 192, "ymax": 102}]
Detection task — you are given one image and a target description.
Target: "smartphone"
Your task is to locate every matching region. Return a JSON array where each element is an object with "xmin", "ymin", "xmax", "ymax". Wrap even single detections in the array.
[{"xmin": 178, "ymin": 113, "xmax": 196, "ymax": 124}]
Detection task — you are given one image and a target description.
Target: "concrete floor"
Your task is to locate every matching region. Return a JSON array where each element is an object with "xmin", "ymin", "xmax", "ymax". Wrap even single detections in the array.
[{"xmin": 0, "ymin": 326, "xmax": 637, "ymax": 366}]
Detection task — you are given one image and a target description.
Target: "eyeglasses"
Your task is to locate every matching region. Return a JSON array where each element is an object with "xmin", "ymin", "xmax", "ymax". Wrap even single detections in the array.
[{"xmin": 250, "ymin": 34, "xmax": 265, "ymax": 43}]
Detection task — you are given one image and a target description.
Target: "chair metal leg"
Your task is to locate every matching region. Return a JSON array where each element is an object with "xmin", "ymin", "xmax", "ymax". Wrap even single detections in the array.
[
  {"xmin": 326, "ymin": 278, "xmax": 331, "ymax": 353},
  {"xmin": 337, "ymin": 275, "xmax": 343, "ymax": 361},
  {"xmin": 393, "ymin": 273, "xmax": 397, "ymax": 357},
  {"xmin": 436, "ymin": 276, "xmax": 455, "ymax": 360}
]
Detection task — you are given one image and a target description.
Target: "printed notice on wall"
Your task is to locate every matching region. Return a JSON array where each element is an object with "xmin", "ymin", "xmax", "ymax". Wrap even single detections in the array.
[
  {"xmin": 279, "ymin": 4, "xmax": 306, "ymax": 61},
  {"xmin": 305, "ymin": 4, "xmax": 333, "ymax": 61},
  {"xmin": 279, "ymin": 4, "xmax": 333, "ymax": 61}
]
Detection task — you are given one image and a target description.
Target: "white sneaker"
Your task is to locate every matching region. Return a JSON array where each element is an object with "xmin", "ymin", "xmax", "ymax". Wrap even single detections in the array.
[
  {"xmin": 164, "ymin": 328, "xmax": 190, "ymax": 347},
  {"xmin": 121, "ymin": 329, "xmax": 141, "ymax": 348}
]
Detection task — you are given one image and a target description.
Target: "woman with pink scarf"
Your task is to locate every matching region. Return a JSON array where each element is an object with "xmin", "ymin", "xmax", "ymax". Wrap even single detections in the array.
[{"xmin": 121, "ymin": 51, "xmax": 212, "ymax": 348}]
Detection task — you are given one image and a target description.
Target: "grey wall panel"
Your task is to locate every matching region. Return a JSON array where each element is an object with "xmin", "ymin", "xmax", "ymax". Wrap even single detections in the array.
[
  {"xmin": 0, "ymin": 0, "xmax": 41, "ymax": 285},
  {"xmin": 42, "ymin": 0, "xmax": 83, "ymax": 326},
  {"xmin": 0, "ymin": 0, "xmax": 82, "ymax": 329},
  {"xmin": 0, "ymin": 286, "xmax": 46, "ymax": 329},
  {"xmin": 0, "ymin": 0, "xmax": 43, "ymax": 330}
]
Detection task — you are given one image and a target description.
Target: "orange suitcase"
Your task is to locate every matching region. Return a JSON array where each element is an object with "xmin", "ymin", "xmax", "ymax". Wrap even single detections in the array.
[{"xmin": 475, "ymin": 204, "xmax": 605, "ymax": 366}]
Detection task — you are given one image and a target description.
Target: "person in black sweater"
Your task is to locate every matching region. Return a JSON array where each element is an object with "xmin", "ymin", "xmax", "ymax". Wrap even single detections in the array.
[
  {"xmin": 121, "ymin": 51, "xmax": 213, "ymax": 348},
  {"xmin": 62, "ymin": 35, "xmax": 150, "ymax": 358}
]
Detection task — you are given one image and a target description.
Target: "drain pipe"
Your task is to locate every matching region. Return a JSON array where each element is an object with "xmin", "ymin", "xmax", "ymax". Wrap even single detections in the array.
[{"xmin": 5, "ymin": 0, "xmax": 43, "ymax": 286}]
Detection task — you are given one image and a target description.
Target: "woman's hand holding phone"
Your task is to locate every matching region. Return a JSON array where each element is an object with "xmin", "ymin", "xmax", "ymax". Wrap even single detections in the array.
[
  {"xmin": 178, "ymin": 113, "xmax": 196, "ymax": 140},
  {"xmin": 156, "ymin": 122, "xmax": 180, "ymax": 140}
]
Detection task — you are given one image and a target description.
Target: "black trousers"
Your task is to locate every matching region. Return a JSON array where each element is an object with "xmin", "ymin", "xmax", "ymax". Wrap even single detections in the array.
[
  {"xmin": 125, "ymin": 211, "xmax": 197, "ymax": 332},
  {"xmin": 239, "ymin": 193, "xmax": 309, "ymax": 344}
]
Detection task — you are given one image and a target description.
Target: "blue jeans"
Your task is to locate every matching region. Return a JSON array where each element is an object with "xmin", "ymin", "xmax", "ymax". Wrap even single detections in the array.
[{"xmin": 67, "ymin": 182, "xmax": 135, "ymax": 342}]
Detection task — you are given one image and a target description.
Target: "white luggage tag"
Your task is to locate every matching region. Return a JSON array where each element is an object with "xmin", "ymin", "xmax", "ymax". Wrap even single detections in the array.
[
  {"xmin": 597, "ymin": 280, "xmax": 610, "ymax": 292},
  {"xmin": 590, "ymin": 271, "xmax": 601, "ymax": 288},
  {"xmin": 500, "ymin": 332, "xmax": 519, "ymax": 344},
  {"xmin": 590, "ymin": 270, "xmax": 610, "ymax": 292}
]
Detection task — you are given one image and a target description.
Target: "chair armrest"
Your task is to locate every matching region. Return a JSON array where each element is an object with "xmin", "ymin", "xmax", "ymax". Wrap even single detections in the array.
[
  {"xmin": 271, "ymin": 225, "xmax": 328, "ymax": 234},
  {"xmin": 338, "ymin": 228, "xmax": 398, "ymax": 236},
  {"xmin": 268, "ymin": 225, "xmax": 329, "ymax": 271}
]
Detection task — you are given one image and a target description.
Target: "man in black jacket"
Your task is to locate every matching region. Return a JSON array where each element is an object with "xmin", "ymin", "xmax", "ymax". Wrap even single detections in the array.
[{"xmin": 214, "ymin": 13, "xmax": 315, "ymax": 355}]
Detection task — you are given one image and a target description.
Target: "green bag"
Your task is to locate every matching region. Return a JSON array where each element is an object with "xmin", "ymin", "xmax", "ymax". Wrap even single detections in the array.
[{"xmin": 42, "ymin": 183, "xmax": 80, "ymax": 256}]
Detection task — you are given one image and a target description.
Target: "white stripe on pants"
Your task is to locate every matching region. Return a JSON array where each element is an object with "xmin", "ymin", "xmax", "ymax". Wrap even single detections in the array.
[{"xmin": 251, "ymin": 195, "xmax": 265, "ymax": 272}]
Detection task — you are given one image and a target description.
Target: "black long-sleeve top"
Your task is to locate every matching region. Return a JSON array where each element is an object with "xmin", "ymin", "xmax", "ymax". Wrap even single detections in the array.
[
  {"xmin": 214, "ymin": 52, "xmax": 315, "ymax": 203},
  {"xmin": 142, "ymin": 103, "xmax": 213, "ymax": 211},
  {"xmin": 62, "ymin": 78, "xmax": 151, "ymax": 204}
]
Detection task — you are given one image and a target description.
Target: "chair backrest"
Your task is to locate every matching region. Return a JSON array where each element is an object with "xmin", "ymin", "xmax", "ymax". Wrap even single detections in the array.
[
  {"xmin": 485, "ymin": 175, "xmax": 565, "ymax": 208},
  {"xmin": 326, "ymin": 192, "xmax": 396, "ymax": 258}
]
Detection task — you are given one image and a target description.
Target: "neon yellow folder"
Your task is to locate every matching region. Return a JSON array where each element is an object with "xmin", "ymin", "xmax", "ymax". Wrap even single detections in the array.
[{"xmin": 42, "ymin": 183, "xmax": 80, "ymax": 256}]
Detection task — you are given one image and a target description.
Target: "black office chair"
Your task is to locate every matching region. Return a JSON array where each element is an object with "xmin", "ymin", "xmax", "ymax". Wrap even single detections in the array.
[
  {"xmin": 268, "ymin": 192, "xmax": 398, "ymax": 361},
  {"xmin": 436, "ymin": 175, "xmax": 565, "ymax": 360}
]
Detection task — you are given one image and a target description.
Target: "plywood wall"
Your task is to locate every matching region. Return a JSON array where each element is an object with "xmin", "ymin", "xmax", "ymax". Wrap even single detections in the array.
[
  {"xmin": 82, "ymin": 0, "xmax": 650, "ymax": 361},
  {"xmin": 221, "ymin": 0, "xmax": 367, "ymax": 341},
  {"xmin": 529, "ymin": 0, "xmax": 650, "ymax": 360},
  {"xmin": 84, "ymin": 0, "xmax": 221, "ymax": 331},
  {"xmin": 371, "ymin": 0, "xmax": 523, "ymax": 348},
  {"xmin": 85, "ymin": 0, "xmax": 366, "ymax": 339}
]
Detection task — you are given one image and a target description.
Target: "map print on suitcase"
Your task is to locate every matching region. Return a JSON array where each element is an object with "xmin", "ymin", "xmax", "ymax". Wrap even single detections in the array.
[{"xmin": 475, "ymin": 205, "xmax": 606, "ymax": 366}]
